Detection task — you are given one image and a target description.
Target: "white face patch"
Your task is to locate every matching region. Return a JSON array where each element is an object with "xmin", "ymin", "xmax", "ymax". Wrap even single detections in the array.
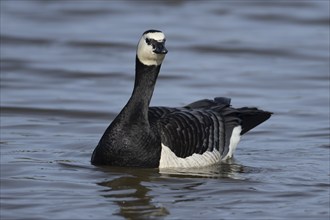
[{"xmin": 137, "ymin": 32, "xmax": 166, "ymax": 66}]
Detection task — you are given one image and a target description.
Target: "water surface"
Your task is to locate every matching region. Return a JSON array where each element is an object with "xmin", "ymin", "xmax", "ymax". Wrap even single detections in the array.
[{"xmin": 1, "ymin": 1, "xmax": 329, "ymax": 219}]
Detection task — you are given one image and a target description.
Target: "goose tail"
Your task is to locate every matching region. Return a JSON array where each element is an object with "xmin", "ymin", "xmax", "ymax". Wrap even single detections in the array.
[{"xmin": 237, "ymin": 107, "xmax": 272, "ymax": 135}]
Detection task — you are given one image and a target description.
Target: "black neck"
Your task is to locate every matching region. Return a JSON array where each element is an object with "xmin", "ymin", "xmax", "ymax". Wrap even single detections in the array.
[{"xmin": 118, "ymin": 56, "xmax": 161, "ymax": 125}]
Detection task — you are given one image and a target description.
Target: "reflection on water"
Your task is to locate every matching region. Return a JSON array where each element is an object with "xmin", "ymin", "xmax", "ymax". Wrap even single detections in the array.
[
  {"xmin": 96, "ymin": 161, "xmax": 255, "ymax": 219},
  {"xmin": 99, "ymin": 173, "xmax": 169, "ymax": 219},
  {"xmin": 159, "ymin": 160, "xmax": 246, "ymax": 179}
]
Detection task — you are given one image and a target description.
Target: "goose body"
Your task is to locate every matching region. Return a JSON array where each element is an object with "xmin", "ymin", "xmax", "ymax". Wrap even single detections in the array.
[{"xmin": 91, "ymin": 30, "xmax": 272, "ymax": 168}]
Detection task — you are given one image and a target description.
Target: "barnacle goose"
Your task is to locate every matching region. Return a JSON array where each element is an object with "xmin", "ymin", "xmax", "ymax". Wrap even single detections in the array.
[{"xmin": 91, "ymin": 30, "xmax": 272, "ymax": 168}]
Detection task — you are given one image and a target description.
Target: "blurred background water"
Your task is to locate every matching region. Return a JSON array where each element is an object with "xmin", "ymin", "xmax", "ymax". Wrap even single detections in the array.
[{"xmin": 1, "ymin": 0, "xmax": 329, "ymax": 219}]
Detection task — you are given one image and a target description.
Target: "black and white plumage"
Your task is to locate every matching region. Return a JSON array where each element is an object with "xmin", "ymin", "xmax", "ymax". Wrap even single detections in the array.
[{"xmin": 91, "ymin": 30, "xmax": 272, "ymax": 168}]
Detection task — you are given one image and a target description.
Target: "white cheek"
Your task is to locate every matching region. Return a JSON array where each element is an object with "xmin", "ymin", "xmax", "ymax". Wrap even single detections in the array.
[{"xmin": 137, "ymin": 40, "xmax": 165, "ymax": 66}]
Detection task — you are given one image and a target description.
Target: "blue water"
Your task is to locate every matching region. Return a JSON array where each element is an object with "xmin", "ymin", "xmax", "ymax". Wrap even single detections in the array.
[{"xmin": 1, "ymin": 1, "xmax": 329, "ymax": 219}]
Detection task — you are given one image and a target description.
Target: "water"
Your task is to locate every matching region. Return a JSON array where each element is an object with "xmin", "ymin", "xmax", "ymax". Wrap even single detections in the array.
[{"xmin": 1, "ymin": 1, "xmax": 329, "ymax": 219}]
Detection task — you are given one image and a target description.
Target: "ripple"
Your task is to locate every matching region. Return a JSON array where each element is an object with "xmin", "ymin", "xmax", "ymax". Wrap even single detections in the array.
[
  {"xmin": 59, "ymin": 8, "xmax": 117, "ymax": 17},
  {"xmin": 189, "ymin": 45, "xmax": 326, "ymax": 60},
  {"xmin": 190, "ymin": 45, "xmax": 292, "ymax": 56},
  {"xmin": 1, "ymin": 34, "xmax": 54, "ymax": 46},
  {"xmin": 243, "ymin": 13, "xmax": 330, "ymax": 26},
  {"xmin": 0, "ymin": 58, "xmax": 30, "ymax": 71},
  {"xmin": 66, "ymin": 40, "xmax": 133, "ymax": 50},
  {"xmin": 1, "ymin": 106, "xmax": 115, "ymax": 120}
]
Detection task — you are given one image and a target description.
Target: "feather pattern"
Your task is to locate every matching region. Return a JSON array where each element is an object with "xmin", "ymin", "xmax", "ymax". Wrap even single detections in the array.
[
  {"xmin": 148, "ymin": 98, "xmax": 242, "ymax": 160},
  {"xmin": 148, "ymin": 97, "xmax": 271, "ymax": 162}
]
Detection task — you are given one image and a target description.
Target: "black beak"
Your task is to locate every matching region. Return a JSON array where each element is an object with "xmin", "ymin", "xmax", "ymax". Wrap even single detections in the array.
[{"xmin": 154, "ymin": 41, "xmax": 168, "ymax": 54}]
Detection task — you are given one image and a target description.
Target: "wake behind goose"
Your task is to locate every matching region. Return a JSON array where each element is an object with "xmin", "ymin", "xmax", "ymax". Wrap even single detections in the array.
[{"xmin": 91, "ymin": 30, "xmax": 272, "ymax": 168}]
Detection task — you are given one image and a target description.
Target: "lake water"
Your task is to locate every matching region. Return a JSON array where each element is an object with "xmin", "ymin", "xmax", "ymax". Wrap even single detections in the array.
[{"xmin": 1, "ymin": 1, "xmax": 329, "ymax": 219}]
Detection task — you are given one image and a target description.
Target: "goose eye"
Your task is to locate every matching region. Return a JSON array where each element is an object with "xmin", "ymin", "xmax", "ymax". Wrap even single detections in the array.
[{"xmin": 145, "ymin": 38, "xmax": 151, "ymax": 45}]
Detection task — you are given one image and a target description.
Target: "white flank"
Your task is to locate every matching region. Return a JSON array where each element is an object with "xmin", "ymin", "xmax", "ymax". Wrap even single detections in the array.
[
  {"xmin": 222, "ymin": 126, "xmax": 242, "ymax": 160},
  {"xmin": 159, "ymin": 144, "xmax": 221, "ymax": 168},
  {"xmin": 137, "ymin": 32, "xmax": 166, "ymax": 66}
]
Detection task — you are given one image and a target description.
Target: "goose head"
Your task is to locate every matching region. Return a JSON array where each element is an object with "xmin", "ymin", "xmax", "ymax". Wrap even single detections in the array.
[{"xmin": 137, "ymin": 30, "xmax": 168, "ymax": 66}]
